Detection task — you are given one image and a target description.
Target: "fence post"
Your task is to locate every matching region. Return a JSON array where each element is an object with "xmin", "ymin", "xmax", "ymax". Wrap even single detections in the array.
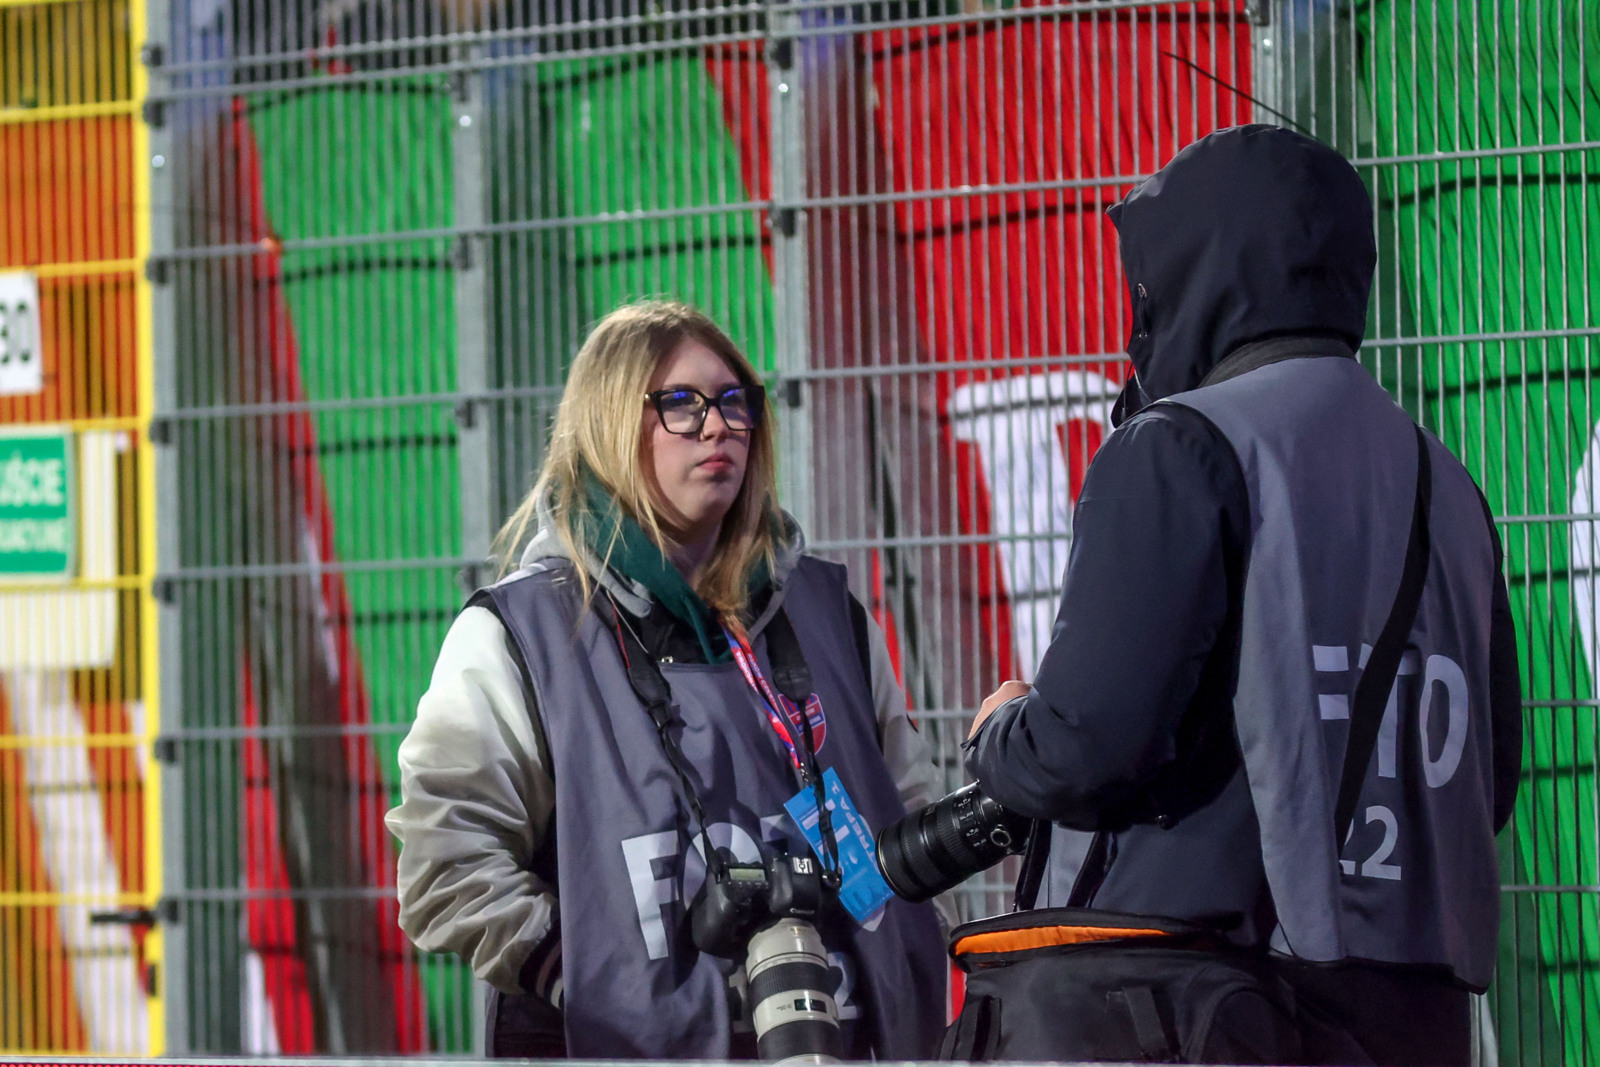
[
  {"xmin": 139, "ymin": 0, "xmax": 184, "ymax": 1051},
  {"xmin": 1249, "ymin": 1, "xmax": 1283, "ymax": 128},
  {"xmin": 452, "ymin": 50, "xmax": 493, "ymax": 1051},
  {"xmin": 453, "ymin": 51, "xmax": 494, "ymax": 593},
  {"xmin": 768, "ymin": 10, "xmax": 814, "ymax": 535}
]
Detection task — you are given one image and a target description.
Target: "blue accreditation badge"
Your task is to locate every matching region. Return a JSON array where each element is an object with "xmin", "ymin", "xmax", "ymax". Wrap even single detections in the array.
[{"xmin": 784, "ymin": 768, "xmax": 895, "ymax": 925}]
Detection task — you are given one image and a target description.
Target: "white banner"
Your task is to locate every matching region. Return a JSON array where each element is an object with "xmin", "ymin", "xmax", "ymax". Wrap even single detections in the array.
[{"xmin": 0, "ymin": 271, "xmax": 44, "ymax": 396}]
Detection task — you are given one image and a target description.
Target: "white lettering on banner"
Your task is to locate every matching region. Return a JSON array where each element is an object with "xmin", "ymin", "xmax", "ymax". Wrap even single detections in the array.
[
  {"xmin": 0, "ymin": 456, "xmax": 66, "ymax": 508},
  {"xmin": 0, "ymin": 271, "xmax": 45, "ymax": 396},
  {"xmin": 1569, "ymin": 424, "xmax": 1600, "ymax": 721},
  {"xmin": 949, "ymin": 371, "xmax": 1117, "ymax": 677},
  {"xmin": 301, "ymin": 524, "xmax": 341, "ymax": 684},
  {"xmin": 0, "ymin": 518, "xmax": 71, "ymax": 553},
  {"xmin": 1420, "ymin": 654, "xmax": 1469, "ymax": 788}
]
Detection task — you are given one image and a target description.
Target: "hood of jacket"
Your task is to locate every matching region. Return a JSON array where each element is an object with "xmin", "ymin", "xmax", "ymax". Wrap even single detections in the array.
[
  {"xmin": 1107, "ymin": 124, "xmax": 1377, "ymax": 403},
  {"xmin": 517, "ymin": 489, "xmax": 807, "ymax": 635}
]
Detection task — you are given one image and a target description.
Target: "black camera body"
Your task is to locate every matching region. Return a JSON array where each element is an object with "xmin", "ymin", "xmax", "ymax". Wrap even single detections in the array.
[{"xmin": 691, "ymin": 852, "xmax": 833, "ymax": 959}]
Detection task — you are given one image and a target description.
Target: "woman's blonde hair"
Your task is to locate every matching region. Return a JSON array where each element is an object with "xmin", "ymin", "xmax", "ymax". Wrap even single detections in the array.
[{"xmin": 494, "ymin": 301, "xmax": 781, "ymax": 620}]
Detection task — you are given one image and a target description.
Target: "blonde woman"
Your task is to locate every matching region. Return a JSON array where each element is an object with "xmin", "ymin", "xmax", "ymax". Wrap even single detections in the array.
[{"xmin": 386, "ymin": 302, "xmax": 948, "ymax": 1059}]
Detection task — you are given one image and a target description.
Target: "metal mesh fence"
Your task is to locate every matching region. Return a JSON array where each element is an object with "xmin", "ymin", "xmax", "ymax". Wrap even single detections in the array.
[
  {"xmin": 1261, "ymin": 5, "xmax": 1598, "ymax": 1063},
  {"xmin": 0, "ymin": 0, "xmax": 1593, "ymax": 1060},
  {"xmin": 1, "ymin": 0, "xmax": 160, "ymax": 1056}
]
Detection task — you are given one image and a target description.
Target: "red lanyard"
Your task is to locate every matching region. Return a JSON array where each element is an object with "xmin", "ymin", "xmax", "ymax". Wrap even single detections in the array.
[{"xmin": 723, "ymin": 624, "xmax": 825, "ymax": 776}]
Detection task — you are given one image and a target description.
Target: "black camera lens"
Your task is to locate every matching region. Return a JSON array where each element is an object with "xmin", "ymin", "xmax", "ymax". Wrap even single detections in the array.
[{"xmin": 874, "ymin": 782, "xmax": 1030, "ymax": 903}]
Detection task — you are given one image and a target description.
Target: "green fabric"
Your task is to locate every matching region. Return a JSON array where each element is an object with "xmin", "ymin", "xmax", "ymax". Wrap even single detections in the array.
[
  {"xmin": 582, "ymin": 474, "xmax": 733, "ymax": 664},
  {"xmin": 1348, "ymin": 4, "xmax": 1600, "ymax": 1064},
  {"xmin": 246, "ymin": 79, "xmax": 471, "ymax": 1052},
  {"xmin": 536, "ymin": 54, "xmax": 778, "ymax": 373}
]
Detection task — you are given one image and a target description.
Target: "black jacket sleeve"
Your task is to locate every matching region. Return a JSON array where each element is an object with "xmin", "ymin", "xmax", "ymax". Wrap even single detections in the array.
[{"xmin": 964, "ymin": 406, "xmax": 1248, "ymax": 828}]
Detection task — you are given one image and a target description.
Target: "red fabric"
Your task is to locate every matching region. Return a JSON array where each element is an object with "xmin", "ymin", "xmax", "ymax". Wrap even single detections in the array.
[
  {"xmin": 240, "ymin": 661, "xmax": 317, "ymax": 1053},
  {"xmin": 704, "ymin": 43, "xmax": 775, "ymax": 277},
  {"xmin": 867, "ymin": 7, "xmax": 1254, "ymax": 676}
]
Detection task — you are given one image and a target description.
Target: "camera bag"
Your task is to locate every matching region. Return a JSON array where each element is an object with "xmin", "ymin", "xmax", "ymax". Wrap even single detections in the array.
[{"xmin": 940, "ymin": 908, "xmax": 1302, "ymax": 1064}]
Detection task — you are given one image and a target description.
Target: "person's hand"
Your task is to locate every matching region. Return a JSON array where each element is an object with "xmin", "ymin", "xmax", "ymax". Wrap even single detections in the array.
[{"xmin": 968, "ymin": 680, "xmax": 1031, "ymax": 739}]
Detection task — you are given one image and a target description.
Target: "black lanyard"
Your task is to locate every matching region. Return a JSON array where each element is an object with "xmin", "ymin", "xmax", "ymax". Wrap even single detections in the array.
[{"xmin": 608, "ymin": 596, "xmax": 841, "ymax": 880}]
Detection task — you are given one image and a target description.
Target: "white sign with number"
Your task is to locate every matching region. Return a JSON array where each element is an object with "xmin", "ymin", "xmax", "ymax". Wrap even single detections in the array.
[{"xmin": 0, "ymin": 271, "xmax": 44, "ymax": 396}]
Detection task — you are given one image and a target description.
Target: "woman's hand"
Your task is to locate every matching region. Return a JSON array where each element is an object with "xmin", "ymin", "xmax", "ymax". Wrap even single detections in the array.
[{"xmin": 968, "ymin": 680, "xmax": 1031, "ymax": 739}]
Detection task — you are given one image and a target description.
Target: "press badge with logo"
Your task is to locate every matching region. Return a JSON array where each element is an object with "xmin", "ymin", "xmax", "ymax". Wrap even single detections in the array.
[{"xmin": 784, "ymin": 768, "xmax": 895, "ymax": 924}]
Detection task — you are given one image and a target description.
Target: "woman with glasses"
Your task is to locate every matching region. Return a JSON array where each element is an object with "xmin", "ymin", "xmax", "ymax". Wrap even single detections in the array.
[{"xmin": 386, "ymin": 301, "xmax": 949, "ymax": 1059}]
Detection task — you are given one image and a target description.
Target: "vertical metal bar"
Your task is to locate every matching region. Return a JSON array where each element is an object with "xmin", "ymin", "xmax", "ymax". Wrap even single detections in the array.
[
  {"xmin": 139, "ymin": 0, "xmax": 182, "ymax": 1051},
  {"xmin": 457, "ymin": 37, "xmax": 492, "ymax": 1055},
  {"xmin": 453, "ymin": 48, "xmax": 492, "ymax": 590},
  {"xmin": 1251, "ymin": 0, "xmax": 1280, "ymax": 127},
  {"xmin": 769, "ymin": 8, "xmax": 812, "ymax": 538}
]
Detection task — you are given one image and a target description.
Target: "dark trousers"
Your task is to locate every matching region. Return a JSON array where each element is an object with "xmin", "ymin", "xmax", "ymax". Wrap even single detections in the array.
[
  {"xmin": 486, "ymin": 987, "xmax": 762, "ymax": 1060},
  {"xmin": 1281, "ymin": 960, "xmax": 1473, "ymax": 1067},
  {"xmin": 485, "ymin": 988, "xmax": 567, "ymax": 1059}
]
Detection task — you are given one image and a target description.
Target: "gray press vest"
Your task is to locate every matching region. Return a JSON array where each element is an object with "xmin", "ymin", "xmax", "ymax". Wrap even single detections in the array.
[
  {"xmin": 1160, "ymin": 352, "xmax": 1502, "ymax": 989},
  {"xmin": 479, "ymin": 555, "xmax": 947, "ymax": 1058}
]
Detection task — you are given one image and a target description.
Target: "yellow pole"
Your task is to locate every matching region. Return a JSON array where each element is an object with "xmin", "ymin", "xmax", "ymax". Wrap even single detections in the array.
[
  {"xmin": 0, "ymin": 100, "xmax": 140, "ymax": 124},
  {"xmin": 128, "ymin": 0, "xmax": 165, "ymax": 1054}
]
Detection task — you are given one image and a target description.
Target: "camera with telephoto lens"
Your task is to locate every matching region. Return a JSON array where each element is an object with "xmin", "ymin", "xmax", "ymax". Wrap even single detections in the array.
[
  {"xmin": 875, "ymin": 782, "xmax": 1031, "ymax": 902},
  {"xmin": 691, "ymin": 852, "xmax": 845, "ymax": 1064}
]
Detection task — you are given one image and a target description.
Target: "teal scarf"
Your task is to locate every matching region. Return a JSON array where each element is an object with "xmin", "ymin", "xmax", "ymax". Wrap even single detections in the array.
[{"xmin": 582, "ymin": 474, "xmax": 768, "ymax": 665}]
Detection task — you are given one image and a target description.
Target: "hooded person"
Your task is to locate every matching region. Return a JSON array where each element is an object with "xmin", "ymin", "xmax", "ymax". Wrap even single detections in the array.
[
  {"xmin": 385, "ymin": 301, "xmax": 950, "ymax": 1060},
  {"xmin": 962, "ymin": 125, "xmax": 1522, "ymax": 1064}
]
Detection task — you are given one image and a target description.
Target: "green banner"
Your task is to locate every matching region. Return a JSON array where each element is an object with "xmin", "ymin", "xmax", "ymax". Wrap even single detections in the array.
[
  {"xmin": 1352, "ymin": 4, "xmax": 1600, "ymax": 1064},
  {"xmin": 0, "ymin": 430, "xmax": 74, "ymax": 578}
]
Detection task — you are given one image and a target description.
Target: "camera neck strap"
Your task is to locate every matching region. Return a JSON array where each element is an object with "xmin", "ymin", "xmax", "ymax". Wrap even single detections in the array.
[
  {"xmin": 1335, "ymin": 423, "xmax": 1433, "ymax": 848},
  {"xmin": 607, "ymin": 596, "xmax": 731, "ymax": 880},
  {"xmin": 607, "ymin": 596, "xmax": 840, "ymax": 878}
]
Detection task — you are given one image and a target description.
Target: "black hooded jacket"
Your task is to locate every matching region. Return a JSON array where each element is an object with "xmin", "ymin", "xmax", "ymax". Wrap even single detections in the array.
[{"xmin": 965, "ymin": 126, "xmax": 1521, "ymax": 935}]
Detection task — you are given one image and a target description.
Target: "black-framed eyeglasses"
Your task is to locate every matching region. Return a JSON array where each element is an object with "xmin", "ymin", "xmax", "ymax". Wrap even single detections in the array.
[{"xmin": 645, "ymin": 384, "xmax": 766, "ymax": 436}]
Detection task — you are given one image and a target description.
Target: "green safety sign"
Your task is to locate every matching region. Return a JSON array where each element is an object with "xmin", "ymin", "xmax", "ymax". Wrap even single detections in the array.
[{"xmin": 0, "ymin": 430, "xmax": 75, "ymax": 577}]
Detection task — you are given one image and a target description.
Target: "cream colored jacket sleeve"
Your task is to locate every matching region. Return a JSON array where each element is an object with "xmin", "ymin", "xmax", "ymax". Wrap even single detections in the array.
[{"xmin": 385, "ymin": 606, "xmax": 558, "ymax": 995}]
